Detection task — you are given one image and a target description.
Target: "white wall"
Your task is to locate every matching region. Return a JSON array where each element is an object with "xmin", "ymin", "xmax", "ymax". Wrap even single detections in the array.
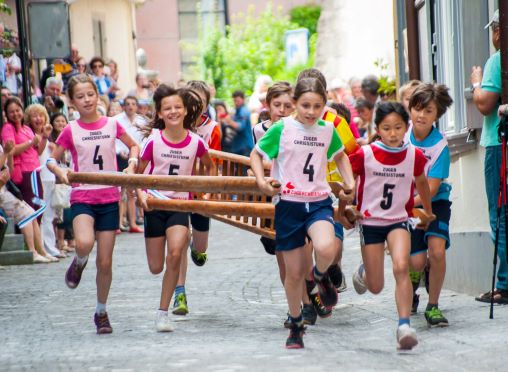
[
  {"xmin": 315, "ymin": 0, "xmax": 395, "ymax": 82},
  {"xmin": 69, "ymin": 0, "xmax": 137, "ymax": 94}
]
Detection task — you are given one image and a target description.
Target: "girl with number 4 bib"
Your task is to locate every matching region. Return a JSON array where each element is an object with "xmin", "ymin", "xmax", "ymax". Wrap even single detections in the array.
[
  {"xmin": 47, "ymin": 74, "xmax": 139, "ymax": 334},
  {"xmin": 349, "ymin": 102, "xmax": 435, "ymax": 350},
  {"xmin": 135, "ymin": 84, "xmax": 215, "ymax": 332},
  {"xmin": 251, "ymin": 78, "xmax": 355, "ymax": 349}
]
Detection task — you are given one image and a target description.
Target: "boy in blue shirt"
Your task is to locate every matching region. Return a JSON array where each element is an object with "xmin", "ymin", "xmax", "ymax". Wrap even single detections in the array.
[{"xmin": 406, "ymin": 83, "xmax": 453, "ymax": 327}]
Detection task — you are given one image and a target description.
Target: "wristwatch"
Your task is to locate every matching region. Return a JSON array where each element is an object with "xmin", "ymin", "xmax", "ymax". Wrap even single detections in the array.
[{"xmin": 471, "ymin": 82, "xmax": 480, "ymax": 93}]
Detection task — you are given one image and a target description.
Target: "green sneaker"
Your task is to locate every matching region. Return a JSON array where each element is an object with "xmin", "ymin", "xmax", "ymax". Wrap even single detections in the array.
[
  {"xmin": 191, "ymin": 248, "xmax": 207, "ymax": 267},
  {"xmin": 424, "ymin": 306, "xmax": 449, "ymax": 327},
  {"xmin": 409, "ymin": 269, "xmax": 422, "ymax": 289},
  {"xmin": 172, "ymin": 293, "xmax": 189, "ymax": 316}
]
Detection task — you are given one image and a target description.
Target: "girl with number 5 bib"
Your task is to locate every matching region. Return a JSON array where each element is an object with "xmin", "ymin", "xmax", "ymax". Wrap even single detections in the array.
[
  {"xmin": 135, "ymin": 84, "xmax": 215, "ymax": 332},
  {"xmin": 349, "ymin": 102, "xmax": 434, "ymax": 350},
  {"xmin": 251, "ymin": 78, "xmax": 355, "ymax": 349},
  {"xmin": 47, "ymin": 74, "xmax": 140, "ymax": 334}
]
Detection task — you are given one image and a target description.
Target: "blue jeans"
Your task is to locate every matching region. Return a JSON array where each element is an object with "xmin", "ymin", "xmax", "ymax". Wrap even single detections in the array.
[{"xmin": 485, "ymin": 146, "xmax": 508, "ymax": 290}]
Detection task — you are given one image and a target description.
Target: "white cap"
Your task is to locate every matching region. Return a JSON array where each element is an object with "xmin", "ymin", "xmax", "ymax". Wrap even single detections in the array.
[{"xmin": 485, "ymin": 9, "xmax": 499, "ymax": 29}]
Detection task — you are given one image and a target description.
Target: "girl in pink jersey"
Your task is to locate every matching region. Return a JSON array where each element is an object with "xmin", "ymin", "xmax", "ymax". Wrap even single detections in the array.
[
  {"xmin": 251, "ymin": 78, "xmax": 355, "ymax": 349},
  {"xmin": 349, "ymin": 102, "xmax": 434, "ymax": 350},
  {"xmin": 171, "ymin": 80, "xmax": 221, "ymax": 316},
  {"xmin": 135, "ymin": 84, "xmax": 215, "ymax": 332},
  {"xmin": 47, "ymin": 74, "xmax": 140, "ymax": 334}
]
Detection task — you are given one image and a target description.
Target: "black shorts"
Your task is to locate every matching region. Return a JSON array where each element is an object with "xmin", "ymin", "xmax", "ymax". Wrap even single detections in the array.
[
  {"xmin": 144, "ymin": 210, "xmax": 189, "ymax": 238},
  {"xmin": 360, "ymin": 221, "xmax": 410, "ymax": 246},
  {"xmin": 411, "ymin": 200, "xmax": 452, "ymax": 255},
  {"xmin": 190, "ymin": 213, "xmax": 210, "ymax": 232},
  {"xmin": 71, "ymin": 202, "xmax": 119, "ymax": 232}
]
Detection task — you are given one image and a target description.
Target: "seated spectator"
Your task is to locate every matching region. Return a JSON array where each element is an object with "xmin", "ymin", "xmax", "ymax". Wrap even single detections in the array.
[
  {"xmin": 0, "ymin": 142, "xmax": 54, "ymax": 263},
  {"xmin": 76, "ymin": 57, "xmax": 88, "ymax": 75},
  {"xmin": 355, "ymin": 98, "xmax": 375, "ymax": 144}
]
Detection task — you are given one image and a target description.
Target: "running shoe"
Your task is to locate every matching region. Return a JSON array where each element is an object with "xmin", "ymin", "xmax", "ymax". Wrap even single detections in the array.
[
  {"xmin": 396, "ymin": 324, "xmax": 418, "ymax": 350},
  {"xmin": 283, "ymin": 313, "xmax": 292, "ymax": 328},
  {"xmin": 94, "ymin": 312, "xmax": 113, "ymax": 334},
  {"xmin": 352, "ymin": 263, "xmax": 367, "ymax": 294},
  {"xmin": 302, "ymin": 304, "xmax": 317, "ymax": 325},
  {"xmin": 337, "ymin": 271, "xmax": 347, "ymax": 293},
  {"xmin": 190, "ymin": 248, "xmax": 207, "ymax": 267},
  {"xmin": 172, "ymin": 293, "xmax": 189, "ymax": 315},
  {"xmin": 286, "ymin": 323, "xmax": 306, "ymax": 349},
  {"xmin": 312, "ymin": 270, "xmax": 338, "ymax": 308},
  {"xmin": 306, "ymin": 280, "xmax": 332, "ymax": 318},
  {"xmin": 155, "ymin": 311, "xmax": 174, "ymax": 332},
  {"xmin": 65, "ymin": 256, "xmax": 87, "ymax": 289},
  {"xmin": 409, "ymin": 269, "xmax": 422, "ymax": 292},
  {"xmin": 424, "ymin": 306, "xmax": 449, "ymax": 327},
  {"xmin": 327, "ymin": 264, "xmax": 342, "ymax": 289}
]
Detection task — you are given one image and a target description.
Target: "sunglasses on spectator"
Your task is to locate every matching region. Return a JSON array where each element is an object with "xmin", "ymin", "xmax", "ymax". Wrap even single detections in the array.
[
  {"xmin": 78, "ymin": 64, "xmax": 86, "ymax": 68},
  {"xmin": 92, "ymin": 64, "xmax": 104, "ymax": 69}
]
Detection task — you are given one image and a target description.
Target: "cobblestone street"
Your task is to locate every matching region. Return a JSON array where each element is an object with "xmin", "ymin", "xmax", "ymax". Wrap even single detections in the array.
[{"xmin": 1, "ymin": 222, "xmax": 507, "ymax": 371}]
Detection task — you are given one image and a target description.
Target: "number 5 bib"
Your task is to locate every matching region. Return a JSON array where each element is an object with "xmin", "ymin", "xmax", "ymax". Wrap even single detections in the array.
[{"xmin": 360, "ymin": 144, "xmax": 415, "ymax": 226}]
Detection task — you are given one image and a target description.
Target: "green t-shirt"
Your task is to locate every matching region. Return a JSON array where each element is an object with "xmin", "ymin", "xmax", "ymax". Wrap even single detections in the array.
[
  {"xmin": 256, "ymin": 118, "xmax": 344, "ymax": 161},
  {"xmin": 480, "ymin": 51, "xmax": 502, "ymax": 147}
]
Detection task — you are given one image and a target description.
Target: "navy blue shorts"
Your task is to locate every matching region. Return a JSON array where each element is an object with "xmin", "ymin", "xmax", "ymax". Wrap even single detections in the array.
[
  {"xmin": 190, "ymin": 213, "xmax": 210, "ymax": 232},
  {"xmin": 275, "ymin": 197, "xmax": 334, "ymax": 251},
  {"xmin": 71, "ymin": 202, "xmax": 119, "ymax": 232},
  {"xmin": 360, "ymin": 221, "xmax": 410, "ymax": 246},
  {"xmin": 411, "ymin": 200, "xmax": 452, "ymax": 255},
  {"xmin": 334, "ymin": 222, "xmax": 344, "ymax": 241},
  {"xmin": 144, "ymin": 210, "xmax": 189, "ymax": 238}
]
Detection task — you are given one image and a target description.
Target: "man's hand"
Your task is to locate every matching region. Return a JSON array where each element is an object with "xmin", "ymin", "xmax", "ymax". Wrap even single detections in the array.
[{"xmin": 44, "ymin": 95, "xmax": 57, "ymax": 112}]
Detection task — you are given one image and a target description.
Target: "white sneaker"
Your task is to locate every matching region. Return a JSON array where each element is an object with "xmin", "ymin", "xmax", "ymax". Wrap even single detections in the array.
[
  {"xmin": 352, "ymin": 263, "xmax": 367, "ymax": 294},
  {"xmin": 33, "ymin": 253, "xmax": 51, "ymax": 263},
  {"xmin": 337, "ymin": 271, "xmax": 347, "ymax": 293},
  {"xmin": 155, "ymin": 311, "xmax": 174, "ymax": 332},
  {"xmin": 396, "ymin": 324, "xmax": 418, "ymax": 350}
]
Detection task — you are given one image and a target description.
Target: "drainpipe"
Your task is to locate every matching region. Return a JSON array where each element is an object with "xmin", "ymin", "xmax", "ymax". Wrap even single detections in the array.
[
  {"xmin": 405, "ymin": 0, "xmax": 420, "ymax": 80},
  {"xmin": 15, "ymin": 0, "xmax": 30, "ymax": 107}
]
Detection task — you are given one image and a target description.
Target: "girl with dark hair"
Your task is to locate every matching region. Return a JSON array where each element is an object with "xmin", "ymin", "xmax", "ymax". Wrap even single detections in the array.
[
  {"xmin": 349, "ymin": 101, "xmax": 434, "ymax": 350},
  {"xmin": 135, "ymin": 84, "xmax": 215, "ymax": 332},
  {"xmin": 250, "ymin": 78, "xmax": 355, "ymax": 349}
]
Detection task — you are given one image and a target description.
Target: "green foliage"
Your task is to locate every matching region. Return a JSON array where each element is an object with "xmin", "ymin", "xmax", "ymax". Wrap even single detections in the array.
[
  {"xmin": 374, "ymin": 58, "xmax": 396, "ymax": 99},
  {"xmin": 290, "ymin": 4, "xmax": 321, "ymax": 35},
  {"xmin": 196, "ymin": 2, "xmax": 319, "ymax": 100},
  {"xmin": 0, "ymin": 0, "xmax": 11, "ymax": 15}
]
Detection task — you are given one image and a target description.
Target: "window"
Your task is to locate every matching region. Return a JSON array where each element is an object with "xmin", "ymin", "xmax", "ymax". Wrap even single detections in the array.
[
  {"xmin": 92, "ymin": 17, "xmax": 106, "ymax": 58},
  {"xmin": 178, "ymin": 0, "xmax": 227, "ymax": 78}
]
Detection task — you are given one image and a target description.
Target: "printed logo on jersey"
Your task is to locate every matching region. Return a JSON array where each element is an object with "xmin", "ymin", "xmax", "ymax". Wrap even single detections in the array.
[
  {"xmin": 160, "ymin": 149, "xmax": 190, "ymax": 160},
  {"xmin": 81, "ymin": 130, "xmax": 111, "ymax": 141},
  {"xmin": 294, "ymin": 135, "xmax": 325, "ymax": 147}
]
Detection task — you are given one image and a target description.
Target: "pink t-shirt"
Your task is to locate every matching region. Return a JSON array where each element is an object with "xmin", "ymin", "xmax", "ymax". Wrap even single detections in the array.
[
  {"xmin": 141, "ymin": 130, "xmax": 207, "ymax": 199},
  {"xmin": 56, "ymin": 116, "xmax": 126, "ymax": 205},
  {"xmin": 1, "ymin": 122, "xmax": 40, "ymax": 183}
]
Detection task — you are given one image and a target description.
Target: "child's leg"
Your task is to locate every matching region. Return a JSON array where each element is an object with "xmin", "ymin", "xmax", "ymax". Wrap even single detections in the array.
[
  {"xmin": 275, "ymin": 251, "xmax": 286, "ymax": 285},
  {"xmin": 126, "ymin": 192, "xmax": 138, "ymax": 229},
  {"xmin": 282, "ymin": 247, "xmax": 306, "ymax": 318},
  {"xmin": 160, "ymin": 226, "xmax": 189, "ymax": 311},
  {"xmin": 427, "ymin": 236, "xmax": 446, "ymax": 305},
  {"xmin": 73, "ymin": 214, "xmax": 96, "ymax": 258},
  {"xmin": 32, "ymin": 220, "xmax": 49, "ymax": 256},
  {"xmin": 145, "ymin": 237, "xmax": 166, "ymax": 274},
  {"xmin": 95, "ymin": 230, "xmax": 116, "ymax": 305},
  {"xmin": 307, "ymin": 221, "xmax": 336, "ymax": 273},
  {"xmin": 361, "ymin": 243, "xmax": 386, "ymax": 294},
  {"xmin": 192, "ymin": 230, "xmax": 209, "ymax": 254},
  {"xmin": 386, "ymin": 228, "xmax": 412, "ymax": 319}
]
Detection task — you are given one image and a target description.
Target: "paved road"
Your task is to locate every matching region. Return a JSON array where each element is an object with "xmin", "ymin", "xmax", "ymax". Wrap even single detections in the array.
[{"xmin": 1, "ymin": 221, "xmax": 507, "ymax": 371}]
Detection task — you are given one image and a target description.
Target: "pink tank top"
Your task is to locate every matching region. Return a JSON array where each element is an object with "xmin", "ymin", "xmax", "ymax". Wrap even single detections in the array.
[
  {"xmin": 150, "ymin": 130, "xmax": 201, "ymax": 199},
  {"xmin": 70, "ymin": 118, "xmax": 118, "ymax": 192},
  {"xmin": 196, "ymin": 116, "xmax": 218, "ymax": 146},
  {"xmin": 273, "ymin": 117, "xmax": 333, "ymax": 202},
  {"xmin": 359, "ymin": 144, "xmax": 415, "ymax": 226}
]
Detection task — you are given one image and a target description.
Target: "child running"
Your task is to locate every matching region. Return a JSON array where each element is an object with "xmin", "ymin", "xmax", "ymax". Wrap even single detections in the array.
[
  {"xmin": 349, "ymin": 102, "xmax": 434, "ymax": 350},
  {"xmin": 406, "ymin": 83, "xmax": 453, "ymax": 326},
  {"xmin": 47, "ymin": 74, "xmax": 140, "ymax": 334},
  {"xmin": 135, "ymin": 84, "xmax": 215, "ymax": 332},
  {"xmin": 172, "ymin": 80, "xmax": 221, "ymax": 316},
  {"xmin": 251, "ymin": 78, "xmax": 355, "ymax": 349}
]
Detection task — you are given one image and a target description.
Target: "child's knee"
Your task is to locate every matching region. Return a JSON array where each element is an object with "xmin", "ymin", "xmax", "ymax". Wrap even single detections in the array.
[{"xmin": 392, "ymin": 260, "xmax": 409, "ymax": 278}]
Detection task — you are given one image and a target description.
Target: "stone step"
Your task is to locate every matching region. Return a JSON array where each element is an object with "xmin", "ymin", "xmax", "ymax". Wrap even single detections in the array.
[
  {"xmin": 5, "ymin": 218, "xmax": 16, "ymax": 235},
  {"xmin": 0, "ymin": 251, "xmax": 33, "ymax": 265},
  {"xmin": 0, "ymin": 234, "xmax": 26, "ymax": 252}
]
